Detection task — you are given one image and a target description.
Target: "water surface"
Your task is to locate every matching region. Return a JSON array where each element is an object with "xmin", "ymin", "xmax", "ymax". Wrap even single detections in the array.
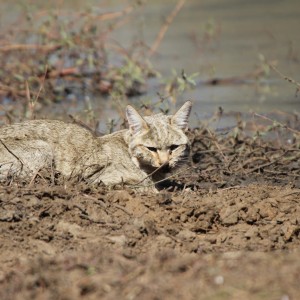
[{"xmin": 0, "ymin": 0, "xmax": 299, "ymax": 130}]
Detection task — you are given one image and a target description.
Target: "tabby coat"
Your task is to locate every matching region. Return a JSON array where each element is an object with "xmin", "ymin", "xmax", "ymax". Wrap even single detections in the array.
[{"xmin": 0, "ymin": 101, "xmax": 192, "ymax": 190}]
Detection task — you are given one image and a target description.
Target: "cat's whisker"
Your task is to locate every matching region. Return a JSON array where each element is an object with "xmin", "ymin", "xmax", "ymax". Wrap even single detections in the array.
[
  {"xmin": 133, "ymin": 166, "xmax": 192, "ymax": 189},
  {"xmin": 134, "ymin": 162, "xmax": 169, "ymax": 185}
]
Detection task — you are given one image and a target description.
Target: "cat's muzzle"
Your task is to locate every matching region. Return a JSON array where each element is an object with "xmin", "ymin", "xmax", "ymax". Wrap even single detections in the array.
[{"xmin": 160, "ymin": 164, "xmax": 171, "ymax": 173}]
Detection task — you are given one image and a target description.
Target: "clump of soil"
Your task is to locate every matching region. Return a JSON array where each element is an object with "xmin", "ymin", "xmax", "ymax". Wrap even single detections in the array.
[{"xmin": 0, "ymin": 127, "xmax": 300, "ymax": 299}]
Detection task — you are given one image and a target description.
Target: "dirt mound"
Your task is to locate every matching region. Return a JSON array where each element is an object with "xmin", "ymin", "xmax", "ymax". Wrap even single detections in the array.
[
  {"xmin": 0, "ymin": 183, "xmax": 299, "ymax": 299},
  {"xmin": 2, "ymin": 248, "xmax": 300, "ymax": 300},
  {"xmin": 1, "ymin": 127, "xmax": 300, "ymax": 299}
]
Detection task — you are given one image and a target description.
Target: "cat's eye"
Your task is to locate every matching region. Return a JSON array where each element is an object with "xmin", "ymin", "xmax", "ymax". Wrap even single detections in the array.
[
  {"xmin": 146, "ymin": 146, "xmax": 157, "ymax": 152},
  {"xmin": 169, "ymin": 144, "xmax": 179, "ymax": 151}
]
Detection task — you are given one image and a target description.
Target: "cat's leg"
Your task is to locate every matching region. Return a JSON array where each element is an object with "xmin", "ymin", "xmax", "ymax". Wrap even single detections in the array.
[
  {"xmin": 0, "ymin": 140, "xmax": 53, "ymax": 181},
  {"xmin": 89, "ymin": 164, "xmax": 158, "ymax": 192}
]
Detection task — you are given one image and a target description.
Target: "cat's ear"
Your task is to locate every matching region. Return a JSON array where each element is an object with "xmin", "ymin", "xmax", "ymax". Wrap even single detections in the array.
[
  {"xmin": 126, "ymin": 105, "xmax": 149, "ymax": 134},
  {"xmin": 171, "ymin": 101, "xmax": 192, "ymax": 130}
]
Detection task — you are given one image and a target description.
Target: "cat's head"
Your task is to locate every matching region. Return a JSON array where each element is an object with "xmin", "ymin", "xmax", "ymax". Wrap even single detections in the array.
[{"xmin": 125, "ymin": 101, "xmax": 192, "ymax": 172}]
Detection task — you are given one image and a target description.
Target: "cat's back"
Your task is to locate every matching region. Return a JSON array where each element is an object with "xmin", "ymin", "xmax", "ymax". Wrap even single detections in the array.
[{"xmin": 0, "ymin": 119, "xmax": 95, "ymax": 142}]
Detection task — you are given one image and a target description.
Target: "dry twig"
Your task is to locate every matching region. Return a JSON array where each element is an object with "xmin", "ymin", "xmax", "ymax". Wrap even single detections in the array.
[
  {"xmin": 254, "ymin": 113, "xmax": 300, "ymax": 135},
  {"xmin": 0, "ymin": 44, "xmax": 61, "ymax": 52},
  {"xmin": 269, "ymin": 63, "xmax": 300, "ymax": 96},
  {"xmin": 149, "ymin": 0, "xmax": 186, "ymax": 56}
]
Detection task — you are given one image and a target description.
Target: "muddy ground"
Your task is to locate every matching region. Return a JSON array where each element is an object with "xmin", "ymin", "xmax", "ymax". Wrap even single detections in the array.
[{"xmin": 0, "ymin": 127, "xmax": 300, "ymax": 300}]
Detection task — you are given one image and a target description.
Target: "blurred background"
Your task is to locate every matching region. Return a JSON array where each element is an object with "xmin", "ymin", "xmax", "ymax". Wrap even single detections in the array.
[{"xmin": 0, "ymin": 0, "xmax": 299, "ymax": 131}]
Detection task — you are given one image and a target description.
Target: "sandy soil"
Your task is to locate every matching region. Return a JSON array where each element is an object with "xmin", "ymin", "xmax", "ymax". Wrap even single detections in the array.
[{"xmin": 0, "ymin": 128, "xmax": 300, "ymax": 300}]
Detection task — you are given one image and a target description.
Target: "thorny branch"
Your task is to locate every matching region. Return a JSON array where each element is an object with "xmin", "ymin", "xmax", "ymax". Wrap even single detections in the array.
[
  {"xmin": 254, "ymin": 113, "xmax": 300, "ymax": 135},
  {"xmin": 269, "ymin": 63, "xmax": 300, "ymax": 96}
]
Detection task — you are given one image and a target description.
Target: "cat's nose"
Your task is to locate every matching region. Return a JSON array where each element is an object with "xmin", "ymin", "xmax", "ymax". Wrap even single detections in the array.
[{"xmin": 157, "ymin": 150, "xmax": 169, "ymax": 165}]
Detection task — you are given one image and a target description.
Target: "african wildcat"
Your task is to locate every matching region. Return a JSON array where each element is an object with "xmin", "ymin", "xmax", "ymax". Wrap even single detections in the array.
[{"xmin": 0, "ymin": 101, "xmax": 192, "ymax": 191}]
